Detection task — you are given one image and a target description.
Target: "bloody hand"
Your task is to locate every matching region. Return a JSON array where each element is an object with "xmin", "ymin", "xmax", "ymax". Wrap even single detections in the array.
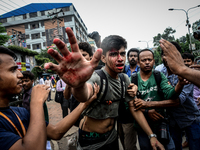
[{"xmin": 44, "ymin": 27, "xmax": 102, "ymax": 88}]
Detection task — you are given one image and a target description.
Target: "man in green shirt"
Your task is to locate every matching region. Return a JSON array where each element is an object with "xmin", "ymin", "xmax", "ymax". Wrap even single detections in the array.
[{"xmin": 132, "ymin": 49, "xmax": 185, "ymax": 150}]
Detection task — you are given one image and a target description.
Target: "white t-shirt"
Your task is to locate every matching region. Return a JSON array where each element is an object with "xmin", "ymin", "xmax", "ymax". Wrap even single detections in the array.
[{"xmin": 39, "ymin": 78, "xmax": 45, "ymax": 85}]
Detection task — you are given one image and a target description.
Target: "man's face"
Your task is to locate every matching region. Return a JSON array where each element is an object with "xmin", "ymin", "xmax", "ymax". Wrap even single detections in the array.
[
  {"xmin": 22, "ymin": 78, "xmax": 33, "ymax": 91},
  {"xmin": 0, "ymin": 54, "xmax": 23, "ymax": 96},
  {"xmin": 80, "ymin": 49, "xmax": 91, "ymax": 61},
  {"xmin": 128, "ymin": 51, "xmax": 138, "ymax": 66},
  {"xmin": 183, "ymin": 58, "xmax": 193, "ymax": 67},
  {"xmin": 139, "ymin": 51, "xmax": 155, "ymax": 73},
  {"xmin": 102, "ymin": 47, "xmax": 126, "ymax": 73}
]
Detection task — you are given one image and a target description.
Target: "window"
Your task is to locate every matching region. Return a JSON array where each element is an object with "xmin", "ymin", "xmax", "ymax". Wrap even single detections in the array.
[
  {"xmin": 63, "ymin": 7, "xmax": 69, "ymax": 12},
  {"xmin": 23, "ymin": 14, "xmax": 27, "ymax": 19},
  {"xmin": 30, "ymin": 22, "xmax": 39, "ymax": 29},
  {"xmin": 64, "ymin": 16, "xmax": 72, "ymax": 22},
  {"xmin": 25, "ymin": 24, "xmax": 28, "ymax": 29},
  {"xmin": 21, "ymin": 56, "xmax": 25, "ymax": 62},
  {"xmin": 31, "ymin": 33, "xmax": 40, "ymax": 39},
  {"xmin": 27, "ymin": 45, "xmax": 30, "ymax": 49},
  {"xmin": 71, "ymin": 27, "xmax": 73, "ymax": 31},
  {"xmin": 42, "ymin": 32, "xmax": 45, "ymax": 36},
  {"xmin": 26, "ymin": 34, "xmax": 29, "ymax": 39},
  {"xmin": 41, "ymin": 11, "xmax": 45, "ymax": 16},
  {"xmin": 29, "ymin": 12, "xmax": 37, "ymax": 18},
  {"xmin": 43, "ymin": 42, "xmax": 46, "ymax": 46},
  {"xmin": 41, "ymin": 21, "xmax": 44, "ymax": 27},
  {"xmin": 32, "ymin": 43, "xmax": 41, "ymax": 49},
  {"xmin": 0, "ymin": 18, "xmax": 7, "ymax": 23}
]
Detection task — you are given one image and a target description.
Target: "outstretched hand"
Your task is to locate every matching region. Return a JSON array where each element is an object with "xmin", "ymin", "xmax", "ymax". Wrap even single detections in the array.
[{"xmin": 44, "ymin": 27, "xmax": 102, "ymax": 88}]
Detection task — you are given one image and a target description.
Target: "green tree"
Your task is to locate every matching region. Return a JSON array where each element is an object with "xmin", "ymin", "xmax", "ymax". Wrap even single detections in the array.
[
  {"xmin": 153, "ymin": 27, "xmax": 176, "ymax": 46},
  {"xmin": 0, "ymin": 23, "xmax": 10, "ymax": 45}
]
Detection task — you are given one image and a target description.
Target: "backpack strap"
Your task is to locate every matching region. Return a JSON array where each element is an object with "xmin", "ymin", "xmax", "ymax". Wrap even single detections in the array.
[
  {"xmin": 95, "ymin": 70, "xmax": 108, "ymax": 102},
  {"xmin": 118, "ymin": 73, "xmax": 125, "ymax": 100},
  {"xmin": 131, "ymin": 72, "xmax": 138, "ymax": 86},
  {"xmin": 153, "ymin": 70, "xmax": 164, "ymax": 99}
]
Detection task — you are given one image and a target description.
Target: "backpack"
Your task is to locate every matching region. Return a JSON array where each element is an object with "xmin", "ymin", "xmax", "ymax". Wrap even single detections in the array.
[
  {"xmin": 83, "ymin": 69, "xmax": 126, "ymax": 114},
  {"xmin": 117, "ymin": 70, "xmax": 164, "ymax": 123},
  {"xmin": 131, "ymin": 70, "xmax": 164, "ymax": 99}
]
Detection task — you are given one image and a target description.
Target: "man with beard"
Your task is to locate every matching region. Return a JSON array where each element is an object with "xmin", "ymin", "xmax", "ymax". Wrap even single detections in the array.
[
  {"xmin": 118, "ymin": 48, "xmax": 140, "ymax": 150},
  {"xmin": 44, "ymin": 27, "xmax": 165, "ymax": 150},
  {"xmin": 124, "ymin": 48, "xmax": 140, "ymax": 77},
  {"xmin": 132, "ymin": 49, "xmax": 186, "ymax": 150},
  {"xmin": 0, "ymin": 46, "xmax": 100, "ymax": 150}
]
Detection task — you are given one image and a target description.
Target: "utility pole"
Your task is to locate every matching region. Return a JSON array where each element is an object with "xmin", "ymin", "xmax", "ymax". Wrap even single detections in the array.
[
  {"xmin": 169, "ymin": 5, "xmax": 200, "ymax": 52},
  {"xmin": 47, "ymin": 9, "xmax": 65, "ymax": 41}
]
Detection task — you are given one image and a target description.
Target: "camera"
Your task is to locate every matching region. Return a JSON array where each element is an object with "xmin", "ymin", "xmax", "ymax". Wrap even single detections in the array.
[{"xmin": 193, "ymin": 30, "xmax": 200, "ymax": 40}]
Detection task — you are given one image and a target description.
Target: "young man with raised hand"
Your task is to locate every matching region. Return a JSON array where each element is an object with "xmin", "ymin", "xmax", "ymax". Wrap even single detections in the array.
[
  {"xmin": 45, "ymin": 27, "xmax": 164, "ymax": 150},
  {"xmin": 0, "ymin": 46, "xmax": 99, "ymax": 150}
]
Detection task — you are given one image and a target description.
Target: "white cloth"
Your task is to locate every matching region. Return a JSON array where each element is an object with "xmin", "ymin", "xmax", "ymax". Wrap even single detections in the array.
[
  {"xmin": 39, "ymin": 78, "xmax": 45, "ymax": 85},
  {"xmin": 155, "ymin": 63, "xmax": 164, "ymax": 71},
  {"xmin": 45, "ymin": 79, "xmax": 52, "ymax": 88}
]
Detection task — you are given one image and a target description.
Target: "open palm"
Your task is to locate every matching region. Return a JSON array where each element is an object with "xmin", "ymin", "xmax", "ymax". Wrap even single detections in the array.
[{"xmin": 44, "ymin": 27, "xmax": 102, "ymax": 88}]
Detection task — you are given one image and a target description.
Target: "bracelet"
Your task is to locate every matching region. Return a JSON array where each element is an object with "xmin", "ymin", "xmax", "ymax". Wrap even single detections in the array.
[{"xmin": 148, "ymin": 133, "xmax": 157, "ymax": 139}]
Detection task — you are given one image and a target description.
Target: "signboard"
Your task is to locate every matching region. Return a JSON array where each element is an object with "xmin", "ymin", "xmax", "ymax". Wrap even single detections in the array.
[
  {"xmin": 17, "ymin": 62, "xmax": 22, "ymax": 71},
  {"xmin": 21, "ymin": 62, "xmax": 26, "ymax": 71}
]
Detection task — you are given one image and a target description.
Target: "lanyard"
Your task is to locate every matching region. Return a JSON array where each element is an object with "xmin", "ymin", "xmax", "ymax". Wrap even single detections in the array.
[{"xmin": 0, "ymin": 109, "xmax": 26, "ymax": 138}]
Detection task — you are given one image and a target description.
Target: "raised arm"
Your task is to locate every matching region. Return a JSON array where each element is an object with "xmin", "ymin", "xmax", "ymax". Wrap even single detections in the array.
[
  {"xmin": 10, "ymin": 85, "xmax": 50, "ymax": 150},
  {"xmin": 160, "ymin": 39, "xmax": 200, "ymax": 87},
  {"xmin": 44, "ymin": 27, "xmax": 102, "ymax": 102}
]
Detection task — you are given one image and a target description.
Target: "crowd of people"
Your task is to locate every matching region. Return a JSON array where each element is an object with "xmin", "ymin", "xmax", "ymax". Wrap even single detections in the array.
[{"xmin": 1, "ymin": 26, "xmax": 200, "ymax": 150}]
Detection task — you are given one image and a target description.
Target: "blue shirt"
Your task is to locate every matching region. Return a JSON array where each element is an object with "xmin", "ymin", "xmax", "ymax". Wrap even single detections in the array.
[
  {"xmin": 0, "ymin": 106, "xmax": 30, "ymax": 150},
  {"xmin": 161, "ymin": 66, "xmax": 200, "ymax": 129},
  {"xmin": 124, "ymin": 65, "xmax": 140, "ymax": 77}
]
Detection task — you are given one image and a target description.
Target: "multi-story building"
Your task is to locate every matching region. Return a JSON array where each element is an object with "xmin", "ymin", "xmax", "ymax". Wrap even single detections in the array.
[{"xmin": 0, "ymin": 3, "xmax": 88, "ymax": 52}]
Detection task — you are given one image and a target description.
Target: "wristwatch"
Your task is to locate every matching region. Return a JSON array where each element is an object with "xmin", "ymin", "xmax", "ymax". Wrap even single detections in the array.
[{"xmin": 148, "ymin": 134, "xmax": 157, "ymax": 139}]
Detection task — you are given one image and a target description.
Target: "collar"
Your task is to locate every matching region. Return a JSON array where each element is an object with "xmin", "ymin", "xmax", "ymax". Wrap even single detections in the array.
[{"xmin": 24, "ymin": 87, "xmax": 32, "ymax": 95}]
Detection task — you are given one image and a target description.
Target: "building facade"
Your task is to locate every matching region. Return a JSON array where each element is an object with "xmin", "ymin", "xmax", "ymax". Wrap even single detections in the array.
[{"xmin": 0, "ymin": 3, "xmax": 88, "ymax": 52}]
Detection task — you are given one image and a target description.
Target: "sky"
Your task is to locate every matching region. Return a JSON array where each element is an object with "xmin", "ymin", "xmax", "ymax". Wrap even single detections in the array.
[{"xmin": 0, "ymin": 0, "xmax": 200, "ymax": 50}]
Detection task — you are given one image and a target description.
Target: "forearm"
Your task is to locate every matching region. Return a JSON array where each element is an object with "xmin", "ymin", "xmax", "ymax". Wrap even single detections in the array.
[
  {"xmin": 47, "ymin": 103, "xmax": 86, "ymax": 140},
  {"xmin": 22, "ymin": 102, "xmax": 46, "ymax": 149},
  {"xmin": 71, "ymin": 83, "xmax": 92, "ymax": 102},
  {"xmin": 175, "ymin": 81, "xmax": 184, "ymax": 94},
  {"xmin": 146, "ymin": 99, "xmax": 180, "ymax": 108},
  {"xmin": 129, "ymin": 101, "xmax": 153, "ymax": 136},
  {"xmin": 177, "ymin": 66, "xmax": 200, "ymax": 87}
]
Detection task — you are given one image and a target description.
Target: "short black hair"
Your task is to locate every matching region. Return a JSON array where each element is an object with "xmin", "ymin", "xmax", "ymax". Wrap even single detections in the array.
[
  {"xmin": 161, "ymin": 41, "xmax": 182, "ymax": 56},
  {"xmin": 22, "ymin": 71, "xmax": 35, "ymax": 80},
  {"xmin": 182, "ymin": 52, "xmax": 194, "ymax": 62},
  {"xmin": 138, "ymin": 49, "xmax": 154, "ymax": 60},
  {"xmin": 127, "ymin": 48, "xmax": 139, "ymax": 57},
  {"xmin": 0, "ymin": 46, "xmax": 17, "ymax": 64},
  {"xmin": 101, "ymin": 35, "xmax": 127, "ymax": 55},
  {"xmin": 78, "ymin": 42, "xmax": 93, "ymax": 57}
]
